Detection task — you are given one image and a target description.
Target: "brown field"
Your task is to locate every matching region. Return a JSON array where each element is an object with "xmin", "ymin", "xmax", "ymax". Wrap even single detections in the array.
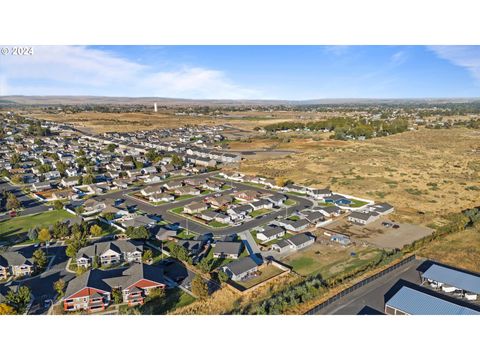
[
  {"xmin": 170, "ymin": 271, "xmax": 299, "ymax": 315},
  {"xmin": 418, "ymin": 227, "xmax": 480, "ymax": 273},
  {"xmin": 237, "ymin": 128, "xmax": 480, "ymax": 226}
]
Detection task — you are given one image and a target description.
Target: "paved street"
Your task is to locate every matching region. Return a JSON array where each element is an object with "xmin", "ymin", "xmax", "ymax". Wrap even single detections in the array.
[
  {"xmin": 0, "ymin": 179, "xmax": 49, "ymax": 221},
  {"xmin": 311, "ymin": 259, "xmax": 424, "ymax": 315}
]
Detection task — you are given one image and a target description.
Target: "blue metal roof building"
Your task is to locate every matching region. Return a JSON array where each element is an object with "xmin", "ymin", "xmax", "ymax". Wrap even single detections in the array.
[
  {"xmin": 385, "ymin": 285, "xmax": 480, "ymax": 315},
  {"xmin": 422, "ymin": 264, "xmax": 480, "ymax": 294}
]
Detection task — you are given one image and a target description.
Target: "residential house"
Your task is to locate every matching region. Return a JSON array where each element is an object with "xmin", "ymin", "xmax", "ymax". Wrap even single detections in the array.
[
  {"xmin": 271, "ymin": 233, "xmax": 315, "ymax": 252},
  {"xmin": 324, "ymin": 194, "xmax": 352, "ymax": 206},
  {"xmin": 63, "ymin": 264, "xmax": 166, "ymax": 311},
  {"xmin": 213, "ymin": 241, "xmax": 243, "ymax": 259},
  {"xmin": 122, "ymin": 215, "xmax": 156, "ymax": 228},
  {"xmin": 278, "ymin": 219, "xmax": 310, "ymax": 232},
  {"xmin": 31, "ymin": 181, "xmax": 52, "ymax": 192},
  {"xmin": 82, "ymin": 199, "xmax": 107, "ymax": 215},
  {"xmin": 184, "ymin": 201, "xmax": 208, "ymax": 214},
  {"xmin": 250, "ymin": 199, "xmax": 273, "ymax": 211},
  {"xmin": 347, "ymin": 211, "xmax": 380, "ymax": 225},
  {"xmin": 149, "ymin": 193, "xmax": 174, "ymax": 202},
  {"xmin": 174, "ymin": 186, "xmax": 201, "ymax": 196},
  {"xmin": 368, "ymin": 202, "xmax": 394, "ymax": 215},
  {"xmin": 222, "ymin": 256, "xmax": 259, "ymax": 281},
  {"xmin": 256, "ymin": 226, "xmax": 285, "ymax": 243},
  {"xmin": 141, "ymin": 185, "xmax": 163, "ymax": 197},
  {"xmin": 0, "ymin": 252, "xmax": 34, "ymax": 279},
  {"xmin": 265, "ymin": 194, "xmax": 287, "ymax": 207},
  {"xmin": 44, "ymin": 170, "xmax": 61, "ymax": 181},
  {"xmin": 76, "ymin": 240, "xmax": 144, "ymax": 268},
  {"xmin": 307, "ymin": 188, "xmax": 332, "ymax": 199},
  {"xmin": 61, "ymin": 176, "xmax": 81, "ymax": 188}
]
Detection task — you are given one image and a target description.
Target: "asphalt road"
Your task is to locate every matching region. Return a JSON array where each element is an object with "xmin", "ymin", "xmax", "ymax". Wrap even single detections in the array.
[
  {"xmin": 311, "ymin": 259, "xmax": 425, "ymax": 315},
  {"xmin": 0, "ymin": 179, "xmax": 49, "ymax": 221}
]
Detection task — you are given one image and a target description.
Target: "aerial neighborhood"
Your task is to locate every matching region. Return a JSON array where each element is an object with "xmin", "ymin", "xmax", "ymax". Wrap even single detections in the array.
[{"xmin": 1, "ymin": 107, "xmax": 479, "ymax": 317}]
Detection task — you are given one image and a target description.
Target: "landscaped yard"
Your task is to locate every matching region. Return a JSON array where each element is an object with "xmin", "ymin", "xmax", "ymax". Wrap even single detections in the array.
[
  {"xmin": 208, "ymin": 220, "xmax": 229, "ymax": 228},
  {"xmin": 0, "ymin": 209, "xmax": 76, "ymax": 243},
  {"xmin": 348, "ymin": 199, "xmax": 369, "ymax": 208},
  {"xmin": 175, "ymin": 194, "xmax": 196, "ymax": 201},
  {"xmin": 284, "ymin": 199, "xmax": 296, "ymax": 206},
  {"xmin": 249, "ymin": 208, "xmax": 272, "ymax": 218},
  {"xmin": 235, "ymin": 265, "xmax": 285, "ymax": 289},
  {"xmin": 202, "ymin": 244, "xmax": 249, "ymax": 270},
  {"xmin": 284, "ymin": 243, "xmax": 387, "ymax": 278},
  {"xmin": 170, "ymin": 207, "xmax": 184, "ymax": 214}
]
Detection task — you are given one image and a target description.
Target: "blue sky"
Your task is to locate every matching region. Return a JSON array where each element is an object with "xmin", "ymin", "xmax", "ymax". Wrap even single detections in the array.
[{"xmin": 1, "ymin": 45, "xmax": 480, "ymax": 99}]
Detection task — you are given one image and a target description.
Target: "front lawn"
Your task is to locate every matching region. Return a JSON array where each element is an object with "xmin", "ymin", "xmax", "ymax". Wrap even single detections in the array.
[
  {"xmin": 348, "ymin": 199, "xmax": 369, "ymax": 208},
  {"xmin": 235, "ymin": 265, "xmax": 285, "ymax": 289},
  {"xmin": 175, "ymin": 195, "xmax": 196, "ymax": 201},
  {"xmin": 0, "ymin": 209, "xmax": 76, "ymax": 243},
  {"xmin": 284, "ymin": 199, "xmax": 296, "ymax": 206},
  {"xmin": 249, "ymin": 208, "xmax": 272, "ymax": 218},
  {"xmin": 208, "ymin": 220, "xmax": 229, "ymax": 228},
  {"xmin": 170, "ymin": 207, "xmax": 184, "ymax": 214},
  {"xmin": 127, "ymin": 288, "xmax": 196, "ymax": 315}
]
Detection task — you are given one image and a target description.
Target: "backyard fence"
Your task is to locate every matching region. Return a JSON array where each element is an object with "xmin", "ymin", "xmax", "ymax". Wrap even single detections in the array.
[{"xmin": 304, "ymin": 254, "xmax": 416, "ymax": 315}]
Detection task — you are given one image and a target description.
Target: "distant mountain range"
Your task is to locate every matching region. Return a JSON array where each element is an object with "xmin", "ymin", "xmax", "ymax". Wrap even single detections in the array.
[{"xmin": 1, "ymin": 95, "xmax": 480, "ymax": 106}]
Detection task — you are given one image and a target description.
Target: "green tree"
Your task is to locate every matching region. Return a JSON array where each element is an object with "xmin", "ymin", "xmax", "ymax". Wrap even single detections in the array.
[
  {"xmin": 82, "ymin": 174, "xmax": 94, "ymax": 185},
  {"xmin": 6, "ymin": 193, "xmax": 21, "ymax": 210},
  {"xmin": 37, "ymin": 228, "xmax": 51, "ymax": 243},
  {"xmin": 106, "ymin": 143, "xmax": 117, "ymax": 152},
  {"xmin": 52, "ymin": 200, "xmax": 64, "ymax": 210},
  {"xmin": 10, "ymin": 175, "xmax": 24, "ymax": 184},
  {"xmin": 6, "ymin": 286, "xmax": 31, "ymax": 313},
  {"xmin": 146, "ymin": 287, "xmax": 165, "ymax": 302},
  {"xmin": 55, "ymin": 161, "xmax": 67, "ymax": 175},
  {"xmin": 89, "ymin": 224, "xmax": 103, "ymax": 237},
  {"xmin": 0, "ymin": 168, "xmax": 10, "ymax": 178},
  {"xmin": 171, "ymin": 154, "xmax": 184, "ymax": 167},
  {"xmin": 66, "ymin": 241, "xmax": 80, "ymax": 259},
  {"xmin": 53, "ymin": 279, "xmax": 66, "ymax": 298},
  {"xmin": 111, "ymin": 288, "xmax": 123, "ymax": 304},
  {"xmin": 125, "ymin": 226, "xmax": 149, "ymax": 240},
  {"xmin": 191, "ymin": 275, "xmax": 209, "ymax": 299},
  {"xmin": 10, "ymin": 153, "xmax": 21, "ymax": 166},
  {"xmin": 142, "ymin": 249, "xmax": 153, "ymax": 263},
  {"xmin": 32, "ymin": 249, "xmax": 48, "ymax": 270},
  {"xmin": 218, "ymin": 270, "xmax": 229, "ymax": 283}
]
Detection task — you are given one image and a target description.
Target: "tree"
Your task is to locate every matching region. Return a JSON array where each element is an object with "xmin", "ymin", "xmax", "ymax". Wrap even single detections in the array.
[
  {"xmin": 66, "ymin": 241, "xmax": 80, "ymax": 259},
  {"xmin": 0, "ymin": 303, "xmax": 16, "ymax": 315},
  {"xmin": 146, "ymin": 287, "xmax": 165, "ymax": 302},
  {"xmin": 32, "ymin": 249, "xmax": 47, "ymax": 270},
  {"xmin": 0, "ymin": 168, "xmax": 10, "ymax": 178},
  {"xmin": 27, "ymin": 227, "xmax": 38, "ymax": 242},
  {"xmin": 6, "ymin": 193, "xmax": 21, "ymax": 210},
  {"xmin": 74, "ymin": 205, "xmax": 85, "ymax": 215},
  {"xmin": 102, "ymin": 212, "xmax": 116, "ymax": 221},
  {"xmin": 111, "ymin": 288, "xmax": 123, "ymax": 304},
  {"xmin": 53, "ymin": 279, "xmax": 66, "ymax": 298},
  {"xmin": 125, "ymin": 226, "xmax": 149, "ymax": 240},
  {"xmin": 82, "ymin": 174, "xmax": 94, "ymax": 185},
  {"xmin": 142, "ymin": 249, "xmax": 153, "ymax": 263},
  {"xmin": 10, "ymin": 174, "xmax": 24, "ymax": 184},
  {"xmin": 6, "ymin": 286, "xmax": 31, "ymax": 313},
  {"xmin": 55, "ymin": 161, "xmax": 67, "ymax": 175},
  {"xmin": 198, "ymin": 257, "xmax": 212, "ymax": 273},
  {"xmin": 191, "ymin": 275, "xmax": 209, "ymax": 299},
  {"xmin": 10, "ymin": 153, "xmax": 21, "ymax": 166},
  {"xmin": 89, "ymin": 224, "xmax": 103, "ymax": 237},
  {"xmin": 218, "ymin": 270, "xmax": 229, "ymax": 283},
  {"xmin": 37, "ymin": 228, "xmax": 51, "ymax": 243},
  {"xmin": 171, "ymin": 154, "xmax": 184, "ymax": 167},
  {"xmin": 106, "ymin": 143, "xmax": 117, "ymax": 152},
  {"xmin": 52, "ymin": 200, "xmax": 64, "ymax": 210}
]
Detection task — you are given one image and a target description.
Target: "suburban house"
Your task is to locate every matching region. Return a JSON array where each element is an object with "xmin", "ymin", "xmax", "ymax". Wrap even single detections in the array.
[
  {"xmin": 368, "ymin": 202, "xmax": 394, "ymax": 215},
  {"xmin": 163, "ymin": 180, "xmax": 183, "ymax": 190},
  {"xmin": 271, "ymin": 233, "xmax": 316, "ymax": 252},
  {"xmin": 141, "ymin": 185, "xmax": 163, "ymax": 197},
  {"xmin": 278, "ymin": 219, "xmax": 310, "ymax": 232},
  {"xmin": 222, "ymin": 256, "xmax": 259, "ymax": 281},
  {"xmin": 213, "ymin": 241, "xmax": 243, "ymax": 259},
  {"xmin": 316, "ymin": 206, "xmax": 342, "ymax": 218},
  {"xmin": 307, "ymin": 188, "xmax": 332, "ymax": 199},
  {"xmin": 76, "ymin": 240, "xmax": 144, "ymax": 268},
  {"xmin": 250, "ymin": 199, "xmax": 273, "ymax": 211},
  {"xmin": 44, "ymin": 170, "xmax": 61, "ymax": 181},
  {"xmin": 122, "ymin": 215, "xmax": 156, "ymax": 228},
  {"xmin": 233, "ymin": 190, "xmax": 261, "ymax": 202},
  {"xmin": 174, "ymin": 186, "xmax": 201, "ymax": 196},
  {"xmin": 208, "ymin": 195, "xmax": 233, "ymax": 208},
  {"xmin": 143, "ymin": 174, "xmax": 162, "ymax": 184},
  {"xmin": 63, "ymin": 263, "xmax": 166, "ymax": 312},
  {"xmin": 155, "ymin": 227, "xmax": 177, "ymax": 241},
  {"xmin": 324, "ymin": 194, "xmax": 352, "ymax": 206},
  {"xmin": 176, "ymin": 239, "xmax": 205, "ymax": 256},
  {"xmin": 149, "ymin": 193, "xmax": 175, "ymax": 202},
  {"xmin": 0, "ymin": 252, "xmax": 34, "ymax": 279},
  {"xmin": 82, "ymin": 199, "xmax": 107, "ymax": 215},
  {"xmin": 347, "ymin": 211, "xmax": 380, "ymax": 225},
  {"xmin": 265, "ymin": 194, "xmax": 287, "ymax": 207},
  {"xmin": 331, "ymin": 234, "xmax": 351, "ymax": 246},
  {"xmin": 184, "ymin": 201, "xmax": 208, "ymax": 214},
  {"xmin": 61, "ymin": 176, "xmax": 81, "ymax": 188},
  {"xmin": 256, "ymin": 226, "xmax": 285, "ymax": 243},
  {"xmin": 31, "ymin": 181, "xmax": 52, "ymax": 192}
]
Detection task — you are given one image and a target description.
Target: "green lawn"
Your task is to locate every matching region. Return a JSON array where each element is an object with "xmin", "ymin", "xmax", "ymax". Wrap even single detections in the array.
[
  {"xmin": 176, "ymin": 229, "xmax": 197, "ymax": 239},
  {"xmin": 208, "ymin": 220, "xmax": 229, "ymax": 228},
  {"xmin": 286, "ymin": 191, "xmax": 307, "ymax": 197},
  {"xmin": 288, "ymin": 215, "xmax": 300, "ymax": 221},
  {"xmin": 170, "ymin": 207, "xmax": 184, "ymax": 214},
  {"xmin": 348, "ymin": 199, "xmax": 369, "ymax": 208},
  {"xmin": 221, "ymin": 185, "xmax": 232, "ymax": 191},
  {"xmin": 175, "ymin": 194, "xmax": 196, "ymax": 201},
  {"xmin": 249, "ymin": 208, "xmax": 272, "ymax": 218},
  {"xmin": 0, "ymin": 209, "xmax": 76, "ymax": 242},
  {"xmin": 284, "ymin": 199, "xmax": 296, "ymax": 206}
]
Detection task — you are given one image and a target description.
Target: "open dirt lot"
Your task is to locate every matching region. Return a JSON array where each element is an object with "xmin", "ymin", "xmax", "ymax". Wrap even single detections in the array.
[
  {"xmin": 237, "ymin": 128, "xmax": 480, "ymax": 226},
  {"xmin": 322, "ymin": 218, "xmax": 434, "ymax": 249}
]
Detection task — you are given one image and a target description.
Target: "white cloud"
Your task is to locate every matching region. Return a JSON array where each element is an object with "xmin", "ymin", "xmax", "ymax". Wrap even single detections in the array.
[
  {"xmin": 323, "ymin": 45, "xmax": 351, "ymax": 56},
  {"xmin": 429, "ymin": 45, "xmax": 480, "ymax": 81},
  {"xmin": 390, "ymin": 50, "xmax": 407, "ymax": 66},
  {"xmin": 0, "ymin": 46, "xmax": 260, "ymax": 98}
]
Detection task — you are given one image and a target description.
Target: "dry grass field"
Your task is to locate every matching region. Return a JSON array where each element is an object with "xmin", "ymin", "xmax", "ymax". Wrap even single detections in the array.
[
  {"xmin": 238, "ymin": 128, "xmax": 480, "ymax": 226},
  {"xmin": 418, "ymin": 227, "xmax": 480, "ymax": 273}
]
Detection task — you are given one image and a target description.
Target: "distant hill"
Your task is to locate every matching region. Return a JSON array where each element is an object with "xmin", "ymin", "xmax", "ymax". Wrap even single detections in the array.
[{"xmin": 1, "ymin": 95, "xmax": 480, "ymax": 106}]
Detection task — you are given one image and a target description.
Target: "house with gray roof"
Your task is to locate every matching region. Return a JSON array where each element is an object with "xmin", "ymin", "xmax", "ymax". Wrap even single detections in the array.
[
  {"xmin": 347, "ymin": 211, "xmax": 380, "ymax": 225},
  {"xmin": 222, "ymin": 256, "xmax": 259, "ymax": 281},
  {"xmin": 213, "ymin": 241, "xmax": 243, "ymax": 259},
  {"xmin": 76, "ymin": 240, "xmax": 144, "ymax": 268},
  {"xmin": 256, "ymin": 226, "xmax": 285, "ymax": 243},
  {"xmin": 0, "ymin": 252, "xmax": 34, "ymax": 279}
]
